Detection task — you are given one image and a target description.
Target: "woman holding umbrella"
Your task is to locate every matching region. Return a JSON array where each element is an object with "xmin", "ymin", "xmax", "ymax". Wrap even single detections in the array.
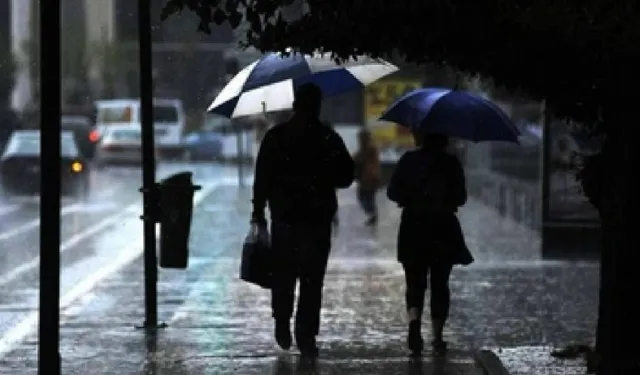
[
  {"xmin": 386, "ymin": 131, "xmax": 471, "ymax": 357},
  {"xmin": 382, "ymin": 88, "xmax": 520, "ymax": 357}
]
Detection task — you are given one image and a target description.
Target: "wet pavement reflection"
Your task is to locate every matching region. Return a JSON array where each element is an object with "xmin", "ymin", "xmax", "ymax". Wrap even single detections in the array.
[{"xmin": 0, "ymin": 172, "xmax": 596, "ymax": 374}]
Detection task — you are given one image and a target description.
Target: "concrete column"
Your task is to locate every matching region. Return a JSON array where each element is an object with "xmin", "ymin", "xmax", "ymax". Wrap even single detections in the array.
[{"xmin": 10, "ymin": 0, "xmax": 33, "ymax": 111}]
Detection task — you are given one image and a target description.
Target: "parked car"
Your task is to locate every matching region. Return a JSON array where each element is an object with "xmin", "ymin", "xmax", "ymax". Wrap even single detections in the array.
[
  {"xmin": 93, "ymin": 98, "xmax": 186, "ymax": 158},
  {"xmin": 0, "ymin": 130, "xmax": 90, "ymax": 199},
  {"xmin": 95, "ymin": 128, "xmax": 143, "ymax": 166},
  {"xmin": 182, "ymin": 130, "xmax": 223, "ymax": 161}
]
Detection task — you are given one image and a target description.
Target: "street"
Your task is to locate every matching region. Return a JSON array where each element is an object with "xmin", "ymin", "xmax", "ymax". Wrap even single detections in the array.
[
  {"xmin": 0, "ymin": 162, "xmax": 244, "ymax": 348},
  {"xmin": 0, "ymin": 166, "xmax": 598, "ymax": 374}
]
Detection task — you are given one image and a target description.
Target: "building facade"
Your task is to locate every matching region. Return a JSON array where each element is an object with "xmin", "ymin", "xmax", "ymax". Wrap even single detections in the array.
[{"xmin": 9, "ymin": 0, "xmax": 235, "ymax": 112}]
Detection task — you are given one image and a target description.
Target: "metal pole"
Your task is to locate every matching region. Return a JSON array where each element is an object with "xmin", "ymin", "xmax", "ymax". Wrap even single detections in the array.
[
  {"xmin": 236, "ymin": 125, "xmax": 244, "ymax": 187},
  {"xmin": 38, "ymin": 0, "xmax": 61, "ymax": 373},
  {"xmin": 138, "ymin": 0, "xmax": 161, "ymax": 329},
  {"xmin": 541, "ymin": 100, "xmax": 551, "ymax": 223}
]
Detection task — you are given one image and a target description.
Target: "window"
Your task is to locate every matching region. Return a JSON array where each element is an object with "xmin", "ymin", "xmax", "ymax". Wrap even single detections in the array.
[
  {"xmin": 97, "ymin": 106, "xmax": 134, "ymax": 124},
  {"xmin": 153, "ymin": 105, "xmax": 179, "ymax": 123},
  {"xmin": 204, "ymin": 115, "xmax": 232, "ymax": 134},
  {"xmin": 3, "ymin": 132, "xmax": 78, "ymax": 157},
  {"xmin": 112, "ymin": 129, "xmax": 141, "ymax": 141}
]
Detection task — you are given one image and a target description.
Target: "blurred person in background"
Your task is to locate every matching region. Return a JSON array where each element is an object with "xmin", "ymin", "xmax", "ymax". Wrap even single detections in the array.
[
  {"xmin": 353, "ymin": 129, "xmax": 381, "ymax": 226},
  {"xmin": 387, "ymin": 131, "xmax": 473, "ymax": 357}
]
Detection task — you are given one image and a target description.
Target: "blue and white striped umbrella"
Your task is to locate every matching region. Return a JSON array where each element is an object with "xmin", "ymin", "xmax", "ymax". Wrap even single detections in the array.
[{"xmin": 208, "ymin": 52, "xmax": 398, "ymax": 118}]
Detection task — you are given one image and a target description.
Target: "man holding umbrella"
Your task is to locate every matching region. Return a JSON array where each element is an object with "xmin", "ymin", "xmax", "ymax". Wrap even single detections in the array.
[{"xmin": 250, "ymin": 83, "xmax": 355, "ymax": 357}]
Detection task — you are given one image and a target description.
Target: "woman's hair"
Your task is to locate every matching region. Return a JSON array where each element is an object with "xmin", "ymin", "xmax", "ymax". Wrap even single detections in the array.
[{"xmin": 420, "ymin": 133, "xmax": 449, "ymax": 150}]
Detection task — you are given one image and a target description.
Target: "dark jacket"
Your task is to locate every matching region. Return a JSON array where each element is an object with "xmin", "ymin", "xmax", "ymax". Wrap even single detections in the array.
[
  {"xmin": 252, "ymin": 116, "xmax": 355, "ymax": 224},
  {"xmin": 387, "ymin": 148, "xmax": 473, "ymax": 265}
]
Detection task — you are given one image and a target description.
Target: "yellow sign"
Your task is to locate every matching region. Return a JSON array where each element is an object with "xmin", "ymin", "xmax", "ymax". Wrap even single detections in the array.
[{"xmin": 364, "ymin": 79, "xmax": 422, "ymax": 150}]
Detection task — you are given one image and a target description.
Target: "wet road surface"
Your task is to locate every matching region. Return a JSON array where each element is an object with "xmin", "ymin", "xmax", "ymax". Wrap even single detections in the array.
[
  {"xmin": 0, "ymin": 163, "xmax": 243, "ymax": 338},
  {"xmin": 0, "ymin": 172, "xmax": 597, "ymax": 374}
]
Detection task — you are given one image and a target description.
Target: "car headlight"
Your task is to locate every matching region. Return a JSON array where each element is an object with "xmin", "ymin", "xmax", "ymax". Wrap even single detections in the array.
[{"xmin": 71, "ymin": 161, "xmax": 83, "ymax": 173}]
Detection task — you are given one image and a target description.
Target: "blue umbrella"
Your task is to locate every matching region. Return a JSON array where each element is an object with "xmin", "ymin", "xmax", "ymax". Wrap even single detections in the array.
[
  {"xmin": 209, "ymin": 52, "xmax": 398, "ymax": 118},
  {"xmin": 379, "ymin": 88, "xmax": 520, "ymax": 143}
]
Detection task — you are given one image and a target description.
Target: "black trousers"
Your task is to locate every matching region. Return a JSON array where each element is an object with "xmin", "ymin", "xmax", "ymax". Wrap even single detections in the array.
[
  {"xmin": 402, "ymin": 261, "xmax": 453, "ymax": 321},
  {"xmin": 270, "ymin": 220, "xmax": 331, "ymax": 338},
  {"xmin": 357, "ymin": 186, "xmax": 377, "ymax": 217}
]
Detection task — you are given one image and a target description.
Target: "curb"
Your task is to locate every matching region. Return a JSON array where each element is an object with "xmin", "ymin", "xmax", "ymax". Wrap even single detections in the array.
[{"xmin": 474, "ymin": 350, "xmax": 511, "ymax": 375}]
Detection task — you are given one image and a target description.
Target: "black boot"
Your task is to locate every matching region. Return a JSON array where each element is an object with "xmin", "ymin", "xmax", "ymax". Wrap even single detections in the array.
[
  {"xmin": 295, "ymin": 323, "xmax": 319, "ymax": 358},
  {"xmin": 431, "ymin": 319, "xmax": 447, "ymax": 357},
  {"xmin": 431, "ymin": 339, "xmax": 448, "ymax": 357},
  {"xmin": 274, "ymin": 318, "xmax": 292, "ymax": 350},
  {"xmin": 407, "ymin": 320, "xmax": 424, "ymax": 356}
]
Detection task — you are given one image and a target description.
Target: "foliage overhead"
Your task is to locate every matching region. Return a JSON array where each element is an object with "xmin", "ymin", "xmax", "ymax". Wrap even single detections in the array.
[{"xmin": 162, "ymin": 0, "xmax": 640, "ymax": 131}]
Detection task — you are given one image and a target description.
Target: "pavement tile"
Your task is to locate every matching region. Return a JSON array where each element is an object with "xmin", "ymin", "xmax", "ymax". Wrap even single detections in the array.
[{"xmin": 494, "ymin": 346, "xmax": 587, "ymax": 375}]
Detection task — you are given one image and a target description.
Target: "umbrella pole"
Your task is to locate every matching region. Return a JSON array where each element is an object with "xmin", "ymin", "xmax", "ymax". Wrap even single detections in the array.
[{"xmin": 236, "ymin": 120, "xmax": 244, "ymax": 187}]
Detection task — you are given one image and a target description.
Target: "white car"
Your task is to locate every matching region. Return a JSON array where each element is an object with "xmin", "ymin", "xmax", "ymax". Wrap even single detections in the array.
[
  {"xmin": 95, "ymin": 128, "xmax": 143, "ymax": 166},
  {"xmin": 93, "ymin": 98, "xmax": 186, "ymax": 158}
]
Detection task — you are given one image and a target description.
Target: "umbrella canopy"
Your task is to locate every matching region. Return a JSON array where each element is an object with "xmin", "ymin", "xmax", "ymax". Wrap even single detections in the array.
[
  {"xmin": 380, "ymin": 88, "xmax": 520, "ymax": 143},
  {"xmin": 208, "ymin": 52, "xmax": 398, "ymax": 118}
]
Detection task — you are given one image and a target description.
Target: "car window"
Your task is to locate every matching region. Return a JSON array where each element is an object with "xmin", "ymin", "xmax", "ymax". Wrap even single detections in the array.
[
  {"xmin": 97, "ymin": 106, "xmax": 134, "ymax": 124},
  {"xmin": 111, "ymin": 130, "xmax": 141, "ymax": 141},
  {"xmin": 62, "ymin": 121, "xmax": 90, "ymax": 131},
  {"xmin": 153, "ymin": 105, "xmax": 179, "ymax": 123},
  {"xmin": 61, "ymin": 134, "xmax": 79, "ymax": 155},
  {"xmin": 204, "ymin": 115, "xmax": 231, "ymax": 134},
  {"xmin": 61, "ymin": 116, "xmax": 90, "ymax": 128},
  {"xmin": 3, "ymin": 131, "xmax": 78, "ymax": 157}
]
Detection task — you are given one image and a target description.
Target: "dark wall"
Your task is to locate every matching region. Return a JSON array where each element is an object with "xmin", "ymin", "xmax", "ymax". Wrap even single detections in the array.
[
  {"xmin": 149, "ymin": 0, "xmax": 233, "ymax": 43},
  {"xmin": 0, "ymin": 0, "xmax": 11, "ymax": 105},
  {"xmin": 0, "ymin": 1, "xmax": 8, "ymax": 51},
  {"xmin": 114, "ymin": 0, "xmax": 137, "ymax": 42},
  {"xmin": 112, "ymin": 0, "xmax": 231, "ymax": 111}
]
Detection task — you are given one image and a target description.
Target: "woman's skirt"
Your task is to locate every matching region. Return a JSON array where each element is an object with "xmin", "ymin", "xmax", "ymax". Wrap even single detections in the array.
[{"xmin": 397, "ymin": 211, "xmax": 474, "ymax": 265}]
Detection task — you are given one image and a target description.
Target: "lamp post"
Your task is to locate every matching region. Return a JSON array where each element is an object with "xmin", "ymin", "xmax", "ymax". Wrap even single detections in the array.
[
  {"xmin": 38, "ymin": 0, "xmax": 62, "ymax": 373},
  {"xmin": 137, "ymin": 0, "xmax": 163, "ymax": 330}
]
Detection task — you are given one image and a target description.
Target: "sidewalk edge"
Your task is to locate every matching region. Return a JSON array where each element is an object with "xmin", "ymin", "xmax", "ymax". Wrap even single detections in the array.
[{"xmin": 474, "ymin": 349, "xmax": 511, "ymax": 375}]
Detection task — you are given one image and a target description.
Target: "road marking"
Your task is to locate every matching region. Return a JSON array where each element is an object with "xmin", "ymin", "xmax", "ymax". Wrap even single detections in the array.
[
  {"xmin": 0, "ymin": 168, "xmax": 215, "ymax": 241},
  {"xmin": 0, "ymin": 205, "xmax": 20, "ymax": 218},
  {"xmin": 0, "ymin": 203, "xmax": 81, "ymax": 241},
  {"xmin": 0, "ymin": 176, "xmax": 245, "ymax": 286},
  {"xmin": 0, "ymin": 181, "xmax": 218, "ymax": 357},
  {"xmin": 0, "ymin": 204, "xmax": 138, "ymax": 287}
]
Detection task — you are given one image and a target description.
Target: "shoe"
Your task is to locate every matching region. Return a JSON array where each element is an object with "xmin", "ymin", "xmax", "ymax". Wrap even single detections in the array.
[
  {"xmin": 295, "ymin": 329, "xmax": 319, "ymax": 358},
  {"xmin": 407, "ymin": 320, "xmax": 423, "ymax": 356},
  {"xmin": 298, "ymin": 339, "xmax": 319, "ymax": 358},
  {"xmin": 275, "ymin": 319, "xmax": 292, "ymax": 350},
  {"xmin": 431, "ymin": 339, "xmax": 447, "ymax": 357}
]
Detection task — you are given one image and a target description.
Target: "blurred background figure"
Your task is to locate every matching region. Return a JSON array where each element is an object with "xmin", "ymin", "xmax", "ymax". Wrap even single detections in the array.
[{"xmin": 353, "ymin": 129, "xmax": 381, "ymax": 226}]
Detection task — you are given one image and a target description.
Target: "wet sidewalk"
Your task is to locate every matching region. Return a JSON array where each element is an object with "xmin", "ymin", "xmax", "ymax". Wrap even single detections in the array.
[{"xmin": 0, "ymin": 184, "xmax": 596, "ymax": 374}]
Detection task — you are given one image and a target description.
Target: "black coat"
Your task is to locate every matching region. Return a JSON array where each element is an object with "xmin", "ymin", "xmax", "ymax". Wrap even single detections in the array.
[
  {"xmin": 387, "ymin": 148, "xmax": 473, "ymax": 265},
  {"xmin": 252, "ymin": 116, "xmax": 355, "ymax": 224}
]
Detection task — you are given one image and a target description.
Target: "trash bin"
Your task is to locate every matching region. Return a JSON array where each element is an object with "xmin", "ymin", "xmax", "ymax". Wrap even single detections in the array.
[{"xmin": 158, "ymin": 171, "xmax": 201, "ymax": 269}]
